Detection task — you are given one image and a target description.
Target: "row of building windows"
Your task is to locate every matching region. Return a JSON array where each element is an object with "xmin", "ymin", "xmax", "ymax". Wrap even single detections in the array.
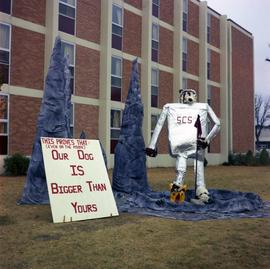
[
  {"xmin": 0, "ymin": 0, "xmax": 218, "ymax": 155},
  {"xmin": 1, "ymin": 0, "xmax": 217, "ymax": 45},
  {"xmin": 0, "ymin": 21, "xmax": 216, "ymax": 155},
  {"xmin": 0, "ymin": 0, "xmax": 217, "ymax": 73}
]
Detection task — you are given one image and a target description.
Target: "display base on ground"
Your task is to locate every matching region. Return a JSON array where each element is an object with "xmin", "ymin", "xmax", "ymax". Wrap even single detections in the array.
[{"xmin": 114, "ymin": 188, "xmax": 270, "ymax": 221}]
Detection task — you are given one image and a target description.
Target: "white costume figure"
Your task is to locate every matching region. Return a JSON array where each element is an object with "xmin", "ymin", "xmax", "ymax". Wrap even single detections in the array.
[{"xmin": 146, "ymin": 89, "xmax": 220, "ymax": 203}]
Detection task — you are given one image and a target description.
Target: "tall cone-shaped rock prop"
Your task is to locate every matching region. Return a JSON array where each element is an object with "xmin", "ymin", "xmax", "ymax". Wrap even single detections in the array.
[
  {"xmin": 112, "ymin": 58, "xmax": 150, "ymax": 193},
  {"xmin": 18, "ymin": 37, "xmax": 72, "ymax": 204}
]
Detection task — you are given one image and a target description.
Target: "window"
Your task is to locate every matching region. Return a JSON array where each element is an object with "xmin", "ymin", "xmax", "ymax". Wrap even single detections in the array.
[
  {"xmin": 183, "ymin": 0, "xmax": 188, "ymax": 32},
  {"xmin": 0, "ymin": 93, "xmax": 9, "ymax": 155},
  {"xmin": 0, "ymin": 23, "xmax": 11, "ymax": 85},
  {"xmin": 207, "ymin": 85, "xmax": 212, "ymax": 152},
  {"xmin": 207, "ymin": 49, "xmax": 211, "ymax": 79},
  {"xmin": 151, "ymin": 68, "xmax": 159, "ymax": 107},
  {"xmin": 111, "ymin": 56, "xmax": 122, "ymax": 101},
  {"xmin": 151, "ymin": 114, "xmax": 158, "ymax": 136},
  {"xmin": 182, "ymin": 77, "xmax": 188, "ymax": 89},
  {"xmin": 152, "ymin": 23, "xmax": 159, "ymax": 62},
  {"xmin": 182, "ymin": 38, "xmax": 187, "ymax": 72},
  {"xmin": 58, "ymin": 0, "xmax": 76, "ymax": 35},
  {"xmin": 61, "ymin": 41, "xmax": 75, "ymax": 94},
  {"xmin": 112, "ymin": 4, "xmax": 123, "ymax": 50},
  {"xmin": 152, "ymin": 0, "xmax": 159, "ymax": 18},
  {"xmin": 110, "ymin": 109, "xmax": 122, "ymax": 153},
  {"xmin": 207, "ymin": 85, "xmax": 211, "ymax": 105},
  {"xmin": 70, "ymin": 103, "xmax": 74, "ymax": 137},
  {"xmin": 0, "ymin": 0, "xmax": 11, "ymax": 14},
  {"xmin": 207, "ymin": 13, "xmax": 211, "ymax": 43}
]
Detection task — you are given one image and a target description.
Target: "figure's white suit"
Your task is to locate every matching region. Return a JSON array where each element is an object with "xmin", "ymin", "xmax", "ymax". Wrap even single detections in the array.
[{"xmin": 148, "ymin": 102, "xmax": 220, "ymax": 189}]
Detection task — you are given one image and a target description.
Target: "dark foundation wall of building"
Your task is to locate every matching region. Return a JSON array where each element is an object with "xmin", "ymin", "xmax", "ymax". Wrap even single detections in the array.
[{"xmin": 231, "ymin": 26, "xmax": 254, "ymax": 153}]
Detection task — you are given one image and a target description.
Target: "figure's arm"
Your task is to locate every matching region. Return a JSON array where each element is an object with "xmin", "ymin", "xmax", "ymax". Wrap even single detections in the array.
[
  {"xmin": 146, "ymin": 106, "xmax": 168, "ymax": 157},
  {"xmin": 205, "ymin": 104, "xmax": 221, "ymax": 144}
]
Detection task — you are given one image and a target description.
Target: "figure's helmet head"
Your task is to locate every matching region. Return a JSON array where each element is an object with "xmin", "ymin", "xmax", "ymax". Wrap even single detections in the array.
[{"xmin": 179, "ymin": 89, "xmax": 197, "ymax": 104}]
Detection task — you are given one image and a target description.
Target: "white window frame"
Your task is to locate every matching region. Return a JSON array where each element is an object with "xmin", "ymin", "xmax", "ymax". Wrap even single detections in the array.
[
  {"xmin": 207, "ymin": 84, "xmax": 213, "ymax": 152},
  {"xmin": 0, "ymin": 22, "xmax": 11, "ymax": 85},
  {"xmin": 0, "ymin": 0, "xmax": 12, "ymax": 15},
  {"xmin": 111, "ymin": 55, "xmax": 122, "ymax": 101},
  {"xmin": 0, "ymin": 92, "xmax": 9, "ymax": 135},
  {"xmin": 61, "ymin": 40, "xmax": 75, "ymax": 95},
  {"xmin": 182, "ymin": 77, "xmax": 188, "ymax": 89},
  {"xmin": 182, "ymin": 37, "xmax": 188, "ymax": 71},
  {"xmin": 111, "ymin": 55, "xmax": 122, "ymax": 80},
  {"xmin": 152, "ymin": 23, "xmax": 159, "ymax": 43},
  {"xmin": 207, "ymin": 48, "xmax": 211, "ymax": 79},
  {"xmin": 151, "ymin": 114, "xmax": 158, "ymax": 136},
  {"xmin": 112, "ymin": 4, "xmax": 123, "ymax": 36},
  {"xmin": 110, "ymin": 109, "xmax": 122, "ymax": 153},
  {"xmin": 70, "ymin": 102, "xmax": 74, "ymax": 137},
  {"xmin": 152, "ymin": 23, "xmax": 159, "ymax": 62},
  {"xmin": 152, "ymin": 0, "xmax": 160, "ymax": 18},
  {"xmin": 183, "ymin": 0, "xmax": 188, "ymax": 32},
  {"xmin": 58, "ymin": 0, "xmax": 77, "ymax": 35},
  {"xmin": 0, "ymin": 92, "xmax": 9, "ymax": 155},
  {"xmin": 110, "ymin": 109, "xmax": 122, "ymax": 140},
  {"xmin": 59, "ymin": 0, "xmax": 76, "ymax": 19},
  {"xmin": 207, "ymin": 13, "xmax": 211, "ymax": 43},
  {"xmin": 207, "ymin": 85, "xmax": 211, "ymax": 105},
  {"xmin": 151, "ymin": 68, "xmax": 159, "ymax": 107}
]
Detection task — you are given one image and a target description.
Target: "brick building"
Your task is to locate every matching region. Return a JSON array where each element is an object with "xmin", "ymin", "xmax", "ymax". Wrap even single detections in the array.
[{"xmin": 0, "ymin": 0, "xmax": 254, "ymax": 172}]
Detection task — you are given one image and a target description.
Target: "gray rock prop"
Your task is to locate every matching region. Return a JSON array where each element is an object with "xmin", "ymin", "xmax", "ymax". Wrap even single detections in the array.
[
  {"xmin": 18, "ymin": 36, "xmax": 71, "ymax": 204},
  {"xmin": 112, "ymin": 58, "xmax": 150, "ymax": 193}
]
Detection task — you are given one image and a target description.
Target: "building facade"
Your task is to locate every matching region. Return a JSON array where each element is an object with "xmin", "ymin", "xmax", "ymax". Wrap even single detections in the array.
[{"xmin": 0, "ymin": 0, "xmax": 254, "ymax": 172}]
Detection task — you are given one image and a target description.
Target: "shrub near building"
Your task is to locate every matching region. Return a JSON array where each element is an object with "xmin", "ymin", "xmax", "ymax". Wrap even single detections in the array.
[
  {"xmin": 4, "ymin": 153, "xmax": 30, "ymax": 176},
  {"xmin": 224, "ymin": 150, "xmax": 270, "ymax": 166}
]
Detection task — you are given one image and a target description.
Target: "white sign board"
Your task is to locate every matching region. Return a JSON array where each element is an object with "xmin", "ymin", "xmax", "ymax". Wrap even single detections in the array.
[{"xmin": 41, "ymin": 137, "xmax": 119, "ymax": 223}]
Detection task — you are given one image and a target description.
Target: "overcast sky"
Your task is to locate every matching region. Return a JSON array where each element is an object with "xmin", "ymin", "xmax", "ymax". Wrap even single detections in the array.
[{"xmin": 206, "ymin": 0, "xmax": 270, "ymax": 97}]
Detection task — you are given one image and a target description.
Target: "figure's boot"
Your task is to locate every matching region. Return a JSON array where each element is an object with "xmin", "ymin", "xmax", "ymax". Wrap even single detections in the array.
[
  {"xmin": 169, "ymin": 183, "xmax": 187, "ymax": 203},
  {"xmin": 196, "ymin": 186, "xmax": 210, "ymax": 203}
]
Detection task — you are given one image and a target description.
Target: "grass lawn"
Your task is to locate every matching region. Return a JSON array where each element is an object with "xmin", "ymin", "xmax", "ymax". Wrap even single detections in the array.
[{"xmin": 0, "ymin": 166, "xmax": 270, "ymax": 269}]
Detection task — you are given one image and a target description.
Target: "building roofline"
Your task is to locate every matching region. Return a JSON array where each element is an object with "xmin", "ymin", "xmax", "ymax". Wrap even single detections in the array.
[
  {"xmin": 228, "ymin": 19, "xmax": 252, "ymax": 36},
  {"xmin": 207, "ymin": 6, "xmax": 221, "ymax": 17}
]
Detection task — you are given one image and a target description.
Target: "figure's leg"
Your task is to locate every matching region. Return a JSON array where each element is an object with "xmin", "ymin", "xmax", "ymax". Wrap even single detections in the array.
[
  {"xmin": 174, "ymin": 155, "xmax": 187, "ymax": 186},
  {"xmin": 170, "ymin": 155, "xmax": 187, "ymax": 202},
  {"xmin": 194, "ymin": 150, "xmax": 210, "ymax": 202},
  {"xmin": 194, "ymin": 150, "xmax": 205, "ymax": 188}
]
